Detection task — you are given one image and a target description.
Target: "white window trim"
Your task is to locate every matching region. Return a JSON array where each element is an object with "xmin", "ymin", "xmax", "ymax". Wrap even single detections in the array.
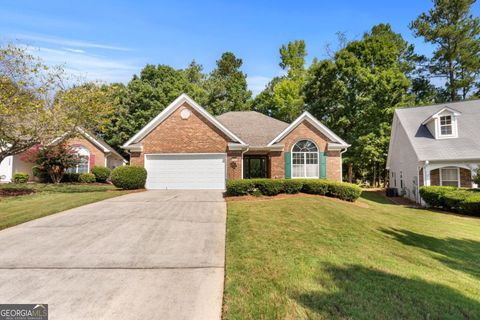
[
  {"xmin": 291, "ymin": 140, "xmax": 320, "ymax": 179},
  {"xmin": 69, "ymin": 146, "xmax": 90, "ymax": 174},
  {"xmin": 440, "ymin": 167, "xmax": 460, "ymax": 187},
  {"xmin": 435, "ymin": 114, "xmax": 458, "ymax": 139}
]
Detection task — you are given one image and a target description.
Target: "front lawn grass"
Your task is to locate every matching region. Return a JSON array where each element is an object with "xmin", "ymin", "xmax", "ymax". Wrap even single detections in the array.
[
  {"xmin": 223, "ymin": 192, "xmax": 480, "ymax": 319},
  {"xmin": 0, "ymin": 183, "xmax": 132, "ymax": 230}
]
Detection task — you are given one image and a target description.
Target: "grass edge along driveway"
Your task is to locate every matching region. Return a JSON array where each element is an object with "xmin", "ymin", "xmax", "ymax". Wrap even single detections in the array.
[
  {"xmin": 0, "ymin": 184, "xmax": 134, "ymax": 230},
  {"xmin": 223, "ymin": 191, "xmax": 480, "ymax": 319}
]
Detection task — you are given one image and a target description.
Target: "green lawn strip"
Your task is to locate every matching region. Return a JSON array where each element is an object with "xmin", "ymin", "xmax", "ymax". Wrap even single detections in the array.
[
  {"xmin": 223, "ymin": 192, "xmax": 480, "ymax": 319},
  {"xmin": 0, "ymin": 189, "xmax": 131, "ymax": 230}
]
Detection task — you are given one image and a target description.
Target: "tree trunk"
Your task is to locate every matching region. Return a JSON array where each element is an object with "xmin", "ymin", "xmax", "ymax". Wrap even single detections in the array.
[
  {"xmin": 348, "ymin": 163, "xmax": 353, "ymax": 183},
  {"xmin": 448, "ymin": 57, "xmax": 456, "ymax": 101},
  {"xmin": 373, "ymin": 164, "xmax": 377, "ymax": 188}
]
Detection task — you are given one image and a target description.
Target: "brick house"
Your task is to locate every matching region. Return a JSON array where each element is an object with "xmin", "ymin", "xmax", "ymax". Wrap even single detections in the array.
[
  {"xmin": 386, "ymin": 100, "xmax": 480, "ymax": 203},
  {"xmin": 122, "ymin": 94, "xmax": 350, "ymax": 189},
  {"xmin": 0, "ymin": 128, "xmax": 126, "ymax": 182}
]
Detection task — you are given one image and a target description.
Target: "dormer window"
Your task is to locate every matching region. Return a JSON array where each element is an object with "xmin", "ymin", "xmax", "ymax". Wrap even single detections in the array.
[
  {"xmin": 440, "ymin": 115, "xmax": 453, "ymax": 136},
  {"xmin": 422, "ymin": 107, "xmax": 460, "ymax": 139}
]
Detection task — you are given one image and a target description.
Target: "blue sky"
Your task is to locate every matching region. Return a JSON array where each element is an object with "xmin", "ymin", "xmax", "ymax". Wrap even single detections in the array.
[{"xmin": 1, "ymin": 0, "xmax": 479, "ymax": 95}]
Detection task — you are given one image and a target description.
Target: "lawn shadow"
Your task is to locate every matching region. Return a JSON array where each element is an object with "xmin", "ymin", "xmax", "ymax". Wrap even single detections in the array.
[
  {"xmin": 291, "ymin": 264, "xmax": 480, "ymax": 319},
  {"xmin": 382, "ymin": 228, "xmax": 480, "ymax": 279}
]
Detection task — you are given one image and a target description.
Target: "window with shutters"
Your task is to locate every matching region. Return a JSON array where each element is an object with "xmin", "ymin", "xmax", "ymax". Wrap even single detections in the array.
[
  {"xmin": 66, "ymin": 145, "xmax": 90, "ymax": 174},
  {"xmin": 292, "ymin": 140, "xmax": 319, "ymax": 178}
]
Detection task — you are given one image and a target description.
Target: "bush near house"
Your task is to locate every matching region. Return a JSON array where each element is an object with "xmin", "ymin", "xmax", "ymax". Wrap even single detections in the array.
[
  {"xmin": 420, "ymin": 186, "xmax": 480, "ymax": 215},
  {"xmin": 12, "ymin": 172, "xmax": 29, "ymax": 183},
  {"xmin": 226, "ymin": 179, "xmax": 362, "ymax": 202},
  {"xmin": 92, "ymin": 166, "xmax": 111, "ymax": 183},
  {"xmin": 61, "ymin": 173, "xmax": 80, "ymax": 183},
  {"xmin": 110, "ymin": 166, "xmax": 147, "ymax": 190},
  {"xmin": 78, "ymin": 173, "xmax": 96, "ymax": 183}
]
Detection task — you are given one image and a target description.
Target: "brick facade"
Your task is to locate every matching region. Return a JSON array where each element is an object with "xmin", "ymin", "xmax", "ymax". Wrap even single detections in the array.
[
  {"xmin": 68, "ymin": 136, "xmax": 106, "ymax": 168},
  {"xmin": 130, "ymin": 101, "xmax": 344, "ymax": 181},
  {"xmin": 130, "ymin": 102, "xmax": 237, "ymax": 168},
  {"xmin": 268, "ymin": 121, "xmax": 342, "ymax": 181}
]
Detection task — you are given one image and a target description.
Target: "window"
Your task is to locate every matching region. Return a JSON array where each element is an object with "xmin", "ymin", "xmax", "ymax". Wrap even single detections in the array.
[
  {"xmin": 440, "ymin": 115, "xmax": 453, "ymax": 136},
  {"xmin": 391, "ymin": 171, "xmax": 397, "ymax": 187},
  {"xmin": 440, "ymin": 167, "xmax": 459, "ymax": 187},
  {"xmin": 292, "ymin": 140, "xmax": 319, "ymax": 178},
  {"xmin": 66, "ymin": 146, "xmax": 90, "ymax": 174}
]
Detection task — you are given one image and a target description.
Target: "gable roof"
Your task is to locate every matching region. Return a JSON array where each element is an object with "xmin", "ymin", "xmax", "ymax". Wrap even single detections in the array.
[
  {"xmin": 122, "ymin": 94, "xmax": 246, "ymax": 147},
  {"xmin": 76, "ymin": 128, "xmax": 126, "ymax": 161},
  {"xmin": 267, "ymin": 111, "xmax": 350, "ymax": 147},
  {"xmin": 216, "ymin": 111, "xmax": 289, "ymax": 146},
  {"xmin": 421, "ymin": 106, "xmax": 462, "ymax": 125},
  {"xmin": 394, "ymin": 99, "xmax": 480, "ymax": 161}
]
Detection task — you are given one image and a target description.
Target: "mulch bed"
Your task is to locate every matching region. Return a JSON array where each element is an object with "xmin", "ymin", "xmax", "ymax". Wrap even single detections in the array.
[{"xmin": 0, "ymin": 188, "xmax": 36, "ymax": 197}]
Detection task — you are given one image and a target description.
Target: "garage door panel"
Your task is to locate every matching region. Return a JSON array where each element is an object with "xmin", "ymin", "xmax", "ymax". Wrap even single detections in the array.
[{"xmin": 145, "ymin": 154, "xmax": 226, "ymax": 190}]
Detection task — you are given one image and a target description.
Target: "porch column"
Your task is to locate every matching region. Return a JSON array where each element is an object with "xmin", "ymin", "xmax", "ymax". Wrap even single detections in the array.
[{"xmin": 424, "ymin": 161, "xmax": 431, "ymax": 186}]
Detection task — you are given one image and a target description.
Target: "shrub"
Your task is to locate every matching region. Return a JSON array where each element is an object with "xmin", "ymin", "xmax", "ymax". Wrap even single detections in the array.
[
  {"xmin": 61, "ymin": 173, "xmax": 80, "ymax": 183},
  {"xmin": 419, "ymin": 186, "xmax": 456, "ymax": 208},
  {"xmin": 283, "ymin": 179, "xmax": 303, "ymax": 194},
  {"xmin": 78, "ymin": 173, "xmax": 96, "ymax": 183},
  {"xmin": 254, "ymin": 179, "xmax": 284, "ymax": 196},
  {"xmin": 13, "ymin": 172, "xmax": 29, "ymax": 183},
  {"xmin": 458, "ymin": 194, "xmax": 480, "ymax": 215},
  {"xmin": 92, "ymin": 166, "xmax": 111, "ymax": 183},
  {"xmin": 32, "ymin": 166, "xmax": 51, "ymax": 182},
  {"xmin": 327, "ymin": 181, "xmax": 363, "ymax": 202},
  {"xmin": 225, "ymin": 178, "xmax": 362, "ymax": 202},
  {"xmin": 420, "ymin": 186, "xmax": 480, "ymax": 216},
  {"xmin": 302, "ymin": 179, "xmax": 329, "ymax": 195},
  {"xmin": 226, "ymin": 179, "xmax": 255, "ymax": 196},
  {"xmin": 110, "ymin": 166, "xmax": 147, "ymax": 190}
]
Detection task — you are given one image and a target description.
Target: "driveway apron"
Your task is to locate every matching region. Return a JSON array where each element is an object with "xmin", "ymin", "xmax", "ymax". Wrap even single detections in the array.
[{"xmin": 0, "ymin": 190, "xmax": 226, "ymax": 320}]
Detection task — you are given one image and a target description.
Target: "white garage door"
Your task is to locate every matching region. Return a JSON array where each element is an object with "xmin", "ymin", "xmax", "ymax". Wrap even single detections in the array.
[{"xmin": 145, "ymin": 154, "xmax": 226, "ymax": 190}]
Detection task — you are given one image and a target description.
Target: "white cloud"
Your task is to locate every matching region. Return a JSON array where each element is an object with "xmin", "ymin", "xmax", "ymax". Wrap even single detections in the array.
[
  {"xmin": 247, "ymin": 76, "xmax": 271, "ymax": 96},
  {"xmin": 15, "ymin": 33, "xmax": 131, "ymax": 52},
  {"xmin": 63, "ymin": 48, "xmax": 85, "ymax": 54},
  {"xmin": 24, "ymin": 46, "xmax": 139, "ymax": 83}
]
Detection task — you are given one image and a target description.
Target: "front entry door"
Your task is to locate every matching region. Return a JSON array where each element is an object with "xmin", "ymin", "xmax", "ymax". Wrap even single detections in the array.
[{"xmin": 244, "ymin": 156, "xmax": 267, "ymax": 179}]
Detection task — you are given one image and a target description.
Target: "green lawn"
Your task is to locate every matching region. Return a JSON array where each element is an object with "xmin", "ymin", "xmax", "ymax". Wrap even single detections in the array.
[
  {"xmin": 0, "ymin": 183, "xmax": 132, "ymax": 230},
  {"xmin": 223, "ymin": 192, "xmax": 480, "ymax": 319}
]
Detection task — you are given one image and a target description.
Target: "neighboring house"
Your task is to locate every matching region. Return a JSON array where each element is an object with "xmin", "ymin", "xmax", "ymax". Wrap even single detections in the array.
[
  {"xmin": 0, "ymin": 128, "xmax": 126, "ymax": 182},
  {"xmin": 386, "ymin": 100, "xmax": 480, "ymax": 203},
  {"xmin": 122, "ymin": 93, "xmax": 350, "ymax": 189}
]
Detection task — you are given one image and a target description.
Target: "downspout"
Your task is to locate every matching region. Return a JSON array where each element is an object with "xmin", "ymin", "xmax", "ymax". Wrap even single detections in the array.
[
  {"xmin": 340, "ymin": 148, "xmax": 348, "ymax": 182},
  {"xmin": 240, "ymin": 146, "xmax": 250, "ymax": 179}
]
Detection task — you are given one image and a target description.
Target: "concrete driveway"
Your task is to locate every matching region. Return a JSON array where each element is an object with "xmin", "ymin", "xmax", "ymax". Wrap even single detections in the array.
[{"xmin": 0, "ymin": 190, "xmax": 226, "ymax": 320}]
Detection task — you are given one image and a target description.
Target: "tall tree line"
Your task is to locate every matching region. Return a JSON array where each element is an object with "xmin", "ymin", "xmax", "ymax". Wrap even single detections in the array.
[{"xmin": 101, "ymin": 0, "xmax": 479, "ymax": 185}]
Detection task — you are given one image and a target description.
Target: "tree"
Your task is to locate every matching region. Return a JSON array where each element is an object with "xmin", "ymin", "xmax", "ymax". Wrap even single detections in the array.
[
  {"xmin": 304, "ymin": 24, "xmax": 415, "ymax": 185},
  {"xmin": 0, "ymin": 43, "xmax": 115, "ymax": 163},
  {"xmin": 253, "ymin": 40, "xmax": 307, "ymax": 122},
  {"xmin": 22, "ymin": 143, "xmax": 80, "ymax": 183},
  {"xmin": 205, "ymin": 52, "xmax": 252, "ymax": 115},
  {"xmin": 410, "ymin": 0, "xmax": 480, "ymax": 101},
  {"xmin": 100, "ymin": 63, "xmax": 210, "ymax": 153},
  {"xmin": 0, "ymin": 44, "xmax": 60, "ymax": 163}
]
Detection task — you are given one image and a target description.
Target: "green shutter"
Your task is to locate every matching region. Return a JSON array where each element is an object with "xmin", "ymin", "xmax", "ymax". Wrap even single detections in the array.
[
  {"xmin": 284, "ymin": 152, "xmax": 291, "ymax": 179},
  {"xmin": 320, "ymin": 152, "xmax": 327, "ymax": 179}
]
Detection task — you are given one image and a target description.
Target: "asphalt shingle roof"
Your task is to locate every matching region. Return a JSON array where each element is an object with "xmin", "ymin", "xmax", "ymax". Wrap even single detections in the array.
[
  {"xmin": 395, "ymin": 99, "xmax": 480, "ymax": 161},
  {"xmin": 216, "ymin": 111, "xmax": 289, "ymax": 146}
]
